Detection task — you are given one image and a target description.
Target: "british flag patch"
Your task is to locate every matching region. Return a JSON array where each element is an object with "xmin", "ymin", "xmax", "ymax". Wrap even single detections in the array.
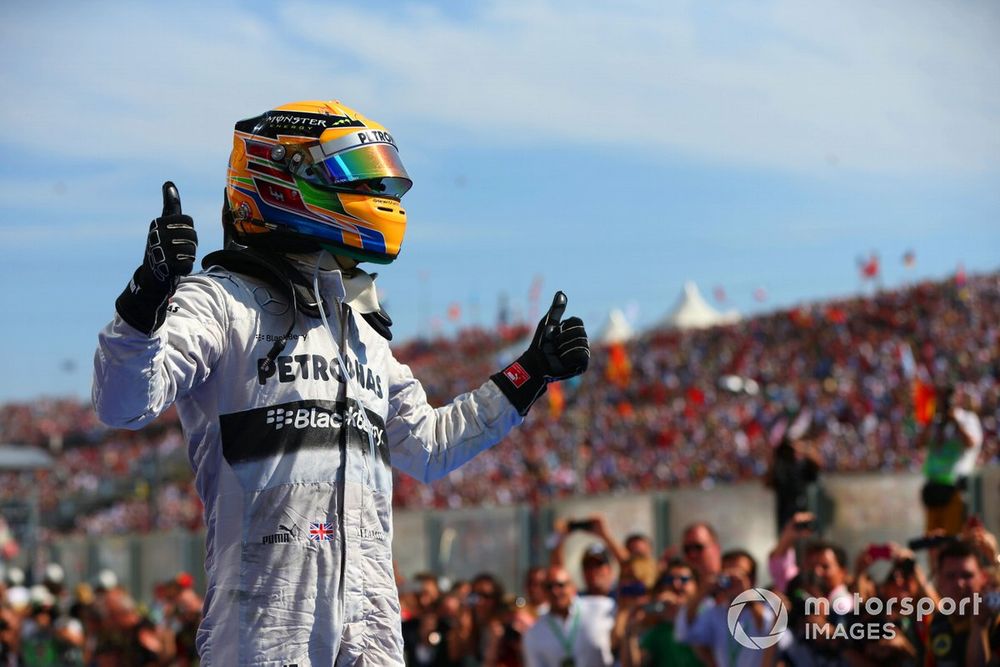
[{"xmin": 308, "ymin": 522, "xmax": 335, "ymax": 541}]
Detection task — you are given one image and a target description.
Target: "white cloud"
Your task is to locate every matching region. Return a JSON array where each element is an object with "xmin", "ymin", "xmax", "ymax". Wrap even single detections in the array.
[
  {"xmin": 281, "ymin": 0, "xmax": 1000, "ymax": 173},
  {"xmin": 0, "ymin": 0, "xmax": 997, "ymax": 175}
]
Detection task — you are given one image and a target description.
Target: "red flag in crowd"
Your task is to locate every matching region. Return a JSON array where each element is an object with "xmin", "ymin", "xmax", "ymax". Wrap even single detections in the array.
[
  {"xmin": 955, "ymin": 263, "xmax": 967, "ymax": 287},
  {"xmin": 860, "ymin": 253, "xmax": 880, "ymax": 280},
  {"xmin": 825, "ymin": 306, "xmax": 847, "ymax": 324},
  {"xmin": 913, "ymin": 379, "xmax": 936, "ymax": 426},
  {"xmin": 447, "ymin": 302, "xmax": 462, "ymax": 321},
  {"xmin": 606, "ymin": 342, "xmax": 632, "ymax": 388}
]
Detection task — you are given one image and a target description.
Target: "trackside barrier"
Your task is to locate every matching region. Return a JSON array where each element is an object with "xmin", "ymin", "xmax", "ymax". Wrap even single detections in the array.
[{"xmin": 42, "ymin": 468, "xmax": 994, "ymax": 602}]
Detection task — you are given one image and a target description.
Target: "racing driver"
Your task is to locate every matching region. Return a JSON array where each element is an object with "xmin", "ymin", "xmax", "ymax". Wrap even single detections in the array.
[{"xmin": 92, "ymin": 99, "xmax": 590, "ymax": 666}]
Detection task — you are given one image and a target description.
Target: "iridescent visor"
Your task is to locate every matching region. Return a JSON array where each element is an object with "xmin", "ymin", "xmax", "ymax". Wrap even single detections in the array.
[{"xmin": 309, "ymin": 142, "xmax": 412, "ymax": 198}]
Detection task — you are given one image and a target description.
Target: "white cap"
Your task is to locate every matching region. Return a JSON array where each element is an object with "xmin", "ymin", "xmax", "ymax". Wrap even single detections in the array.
[
  {"xmin": 5, "ymin": 566, "xmax": 25, "ymax": 587},
  {"xmin": 5, "ymin": 585, "xmax": 29, "ymax": 610},
  {"xmin": 44, "ymin": 563, "xmax": 65, "ymax": 584},
  {"xmin": 29, "ymin": 584, "xmax": 55, "ymax": 607},
  {"xmin": 55, "ymin": 616, "xmax": 85, "ymax": 640},
  {"xmin": 95, "ymin": 569, "xmax": 118, "ymax": 591}
]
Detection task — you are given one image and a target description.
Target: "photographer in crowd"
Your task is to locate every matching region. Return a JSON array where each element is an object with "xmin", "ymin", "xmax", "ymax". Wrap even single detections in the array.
[
  {"xmin": 620, "ymin": 559, "xmax": 701, "ymax": 666},
  {"xmin": 548, "ymin": 520, "xmax": 612, "ymax": 598},
  {"xmin": 917, "ymin": 384, "xmax": 984, "ymax": 536},
  {"xmin": 685, "ymin": 550, "xmax": 782, "ymax": 666},
  {"xmin": 853, "ymin": 542, "xmax": 937, "ymax": 665}
]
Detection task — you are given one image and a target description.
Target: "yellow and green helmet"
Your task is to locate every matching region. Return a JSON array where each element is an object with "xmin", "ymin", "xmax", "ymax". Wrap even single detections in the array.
[{"xmin": 225, "ymin": 100, "xmax": 412, "ymax": 264}]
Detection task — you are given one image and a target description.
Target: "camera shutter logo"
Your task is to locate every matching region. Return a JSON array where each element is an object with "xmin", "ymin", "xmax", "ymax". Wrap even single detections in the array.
[
  {"xmin": 727, "ymin": 588, "xmax": 788, "ymax": 649},
  {"xmin": 265, "ymin": 408, "xmax": 294, "ymax": 430}
]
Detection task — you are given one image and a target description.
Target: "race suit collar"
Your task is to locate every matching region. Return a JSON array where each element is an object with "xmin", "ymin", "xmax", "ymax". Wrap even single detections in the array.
[{"xmin": 285, "ymin": 251, "xmax": 381, "ymax": 316}]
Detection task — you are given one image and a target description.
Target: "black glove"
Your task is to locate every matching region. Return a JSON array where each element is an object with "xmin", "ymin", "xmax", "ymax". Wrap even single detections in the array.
[
  {"xmin": 491, "ymin": 291, "xmax": 590, "ymax": 416},
  {"xmin": 115, "ymin": 182, "xmax": 197, "ymax": 335}
]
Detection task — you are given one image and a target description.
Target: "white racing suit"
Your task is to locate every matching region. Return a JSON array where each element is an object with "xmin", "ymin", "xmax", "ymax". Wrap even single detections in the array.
[{"xmin": 93, "ymin": 262, "xmax": 521, "ymax": 666}]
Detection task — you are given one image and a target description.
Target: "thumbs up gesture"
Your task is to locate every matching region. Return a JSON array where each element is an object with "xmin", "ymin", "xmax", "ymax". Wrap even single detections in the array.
[
  {"xmin": 115, "ymin": 181, "xmax": 198, "ymax": 335},
  {"xmin": 145, "ymin": 181, "xmax": 197, "ymax": 284},
  {"xmin": 491, "ymin": 291, "xmax": 590, "ymax": 415},
  {"xmin": 531, "ymin": 291, "xmax": 590, "ymax": 381}
]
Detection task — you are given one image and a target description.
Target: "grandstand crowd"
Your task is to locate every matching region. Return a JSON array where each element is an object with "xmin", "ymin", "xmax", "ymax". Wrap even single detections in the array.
[
  {"xmin": 1, "ymin": 274, "xmax": 996, "ymax": 532},
  {"xmin": 0, "ymin": 272, "xmax": 998, "ymax": 664}
]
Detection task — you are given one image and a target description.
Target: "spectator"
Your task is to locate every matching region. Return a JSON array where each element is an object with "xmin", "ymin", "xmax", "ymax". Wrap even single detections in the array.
[
  {"xmin": 868, "ymin": 550, "xmax": 928, "ymax": 666},
  {"xmin": 549, "ymin": 517, "xmax": 618, "ymax": 598},
  {"xmin": 681, "ymin": 522, "xmax": 723, "ymax": 582},
  {"xmin": 767, "ymin": 512, "xmax": 816, "ymax": 593},
  {"xmin": 170, "ymin": 588, "xmax": 202, "ymax": 667},
  {"xmin": 93, "ymin": 588, "xmax": 172, "ymax": 666},
  {"xmin": 677, "ymin": 521, "xmax": 725, "ymax": 645},
  {"xmin": 611, "ymin": 566, "xmax": 652, "ymax": 659},
  {"xmin": 765, "ymin": 430, "xmax": 821, "ymax": 535},
  {"xmin": 686, "ymin": 549, "xmax": 784, "ymax": 667},
  {"xmin": 523, "ymin": 566, "xmax": 615, "ymax": 667},
  {"xmin": 521, "ymin": 567, "xmax": 549, "ymax": 622},
  {"xmin": 621, "ymin": 559, "xmax": 701, "ymax": 666},
  {"xmin": 0, "ymin": 605, "xmax": 18, "ymax": 667},
  {"xmin": 803, "ymin": 540, "xmax": 852, "ymax": 610},
  {"xmin": 468, "ymin": 573, "xmax": 507, "ymax": 666},
  {"xmin": 926, "ymin": 539, "xmax": 996, "ymax": 666},
  {"xmin": 402, "ymin": 573, "xmax": 442, "ymax": 661},
  {"xmin": 437, "ymin": 590, "xmax": 476, "ymax": 666},
  {"xmin": 588, "ymin": 516, "xmax": 656, "ymax": 589},
  {"xmin": 776, "ymin": 584, "xmax": 853, "ymax": 667},
  {"xmin": 550, "ymin": 514, "xmax": 660, "ymax": 596},
  {"xmin": 19, "ymin": 586, "xmax": 59, "ymax": 667},
  {"xmin": 621, "ymin": 533, "xmax": 659, "ymax": 590},
  {"xmin": 51, "ymin": 616, "xmax": 86, "ymax": 667},
  {"xmin": 578, "ymin": 547, "xmax": 616, "ymax": 598},
  {"xmin": 918, "ymin": 384, "xmax": 984, "ymax": 535}
]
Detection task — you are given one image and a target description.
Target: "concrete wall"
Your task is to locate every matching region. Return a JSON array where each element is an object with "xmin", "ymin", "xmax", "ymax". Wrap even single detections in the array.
[{"xmin": 44, "ymin": 467, "xmax": 996, "ymax": 601}]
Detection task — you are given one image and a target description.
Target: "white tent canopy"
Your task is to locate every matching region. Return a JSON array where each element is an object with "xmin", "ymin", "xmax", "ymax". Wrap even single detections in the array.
[
  {"xmin": 598, "ymin": 308, "xmax": 634, "ymax": 343},
  {"xmin": 661, "ymin": 282, "xmax": 740, "ymax": 330}
]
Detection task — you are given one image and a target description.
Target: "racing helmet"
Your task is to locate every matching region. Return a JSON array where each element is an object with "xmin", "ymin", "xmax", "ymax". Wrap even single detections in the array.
[{"xmin": 225, "ymin": 100, "xmax": 412, "ymax": 264}]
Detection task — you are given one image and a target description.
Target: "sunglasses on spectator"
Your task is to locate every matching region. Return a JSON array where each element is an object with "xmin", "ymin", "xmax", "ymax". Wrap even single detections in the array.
[
  {"xmin": 545, "ymin": 580, "xmax": 571, "ymax": 590},
  {"xmin": 683, "ymin": 543, "xmax": 706, "ymax": 554},
  {"xmin": 662, "ymin": 574, "xmax": 693, "ymax": 585}
]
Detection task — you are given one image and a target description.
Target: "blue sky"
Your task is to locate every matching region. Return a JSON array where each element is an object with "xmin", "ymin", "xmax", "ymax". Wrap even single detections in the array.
[{"xmin": 0, "ymin": 0, "xmax": 998, "ymax": 401}]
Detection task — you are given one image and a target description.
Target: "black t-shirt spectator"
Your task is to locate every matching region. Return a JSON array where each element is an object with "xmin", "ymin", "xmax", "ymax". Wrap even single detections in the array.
[{"xmin": 770, "ymin": 442, "xmax": 819, "ymax": 531}]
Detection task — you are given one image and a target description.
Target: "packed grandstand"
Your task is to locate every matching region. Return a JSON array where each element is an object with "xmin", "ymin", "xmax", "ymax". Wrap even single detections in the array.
[{"xmin": 0, "ymin": 272, "xmax": 996, "ymax": 538}]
